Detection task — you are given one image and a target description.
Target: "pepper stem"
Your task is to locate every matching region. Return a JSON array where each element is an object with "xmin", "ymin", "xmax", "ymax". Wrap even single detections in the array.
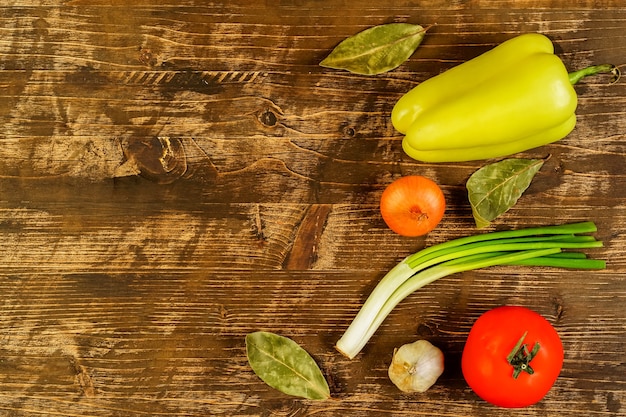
[
  {"xmin": 569, "ymin": 64, "xmax": 620, "ymax": 85},
  {"xmin": 506, "ymin": 331, "xmax": 540, "ymax": 379}
]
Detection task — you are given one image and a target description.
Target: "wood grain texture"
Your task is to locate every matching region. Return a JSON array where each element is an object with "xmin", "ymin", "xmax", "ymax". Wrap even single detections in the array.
[{"xmin": 1, "ymin": 1, "xmax": 625, "ymax": 416}]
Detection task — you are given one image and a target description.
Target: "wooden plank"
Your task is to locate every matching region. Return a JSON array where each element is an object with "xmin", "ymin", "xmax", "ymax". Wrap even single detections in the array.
[
  {"xmin": 0, "ymin": 269, "xmax": 623, "ymax": 415},
  {"xmin": 1, "ymin": 184, "xmax": 624, "ymax": 272}
]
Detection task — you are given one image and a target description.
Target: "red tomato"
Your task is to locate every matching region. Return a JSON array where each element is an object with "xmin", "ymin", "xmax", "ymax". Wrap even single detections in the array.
[
  {"xmin": 379, "ymin": 175, "xmax": 445, "ymax": 237},
  {"xmin": 462, "ymin": 306, "xmax": 564, "ymax": 408}
]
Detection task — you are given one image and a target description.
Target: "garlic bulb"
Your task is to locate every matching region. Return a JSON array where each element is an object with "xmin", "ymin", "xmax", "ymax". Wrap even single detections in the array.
[{"xmin": 388, "ymin": 339, "xmax": 445, "ymax": 393}]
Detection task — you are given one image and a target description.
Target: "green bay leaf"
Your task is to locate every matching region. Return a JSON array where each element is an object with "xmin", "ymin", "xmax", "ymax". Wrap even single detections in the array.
[
  {"xmin": 320, "ymin": 23, "xmax": 427, "ymax": 75},
  {"xmin": 245, "ymin": 331, "xmax": 330, "ymax": 400},
  {"xmin": 467, "ymin": 158, "xmax": 545, "ymax": 229}
]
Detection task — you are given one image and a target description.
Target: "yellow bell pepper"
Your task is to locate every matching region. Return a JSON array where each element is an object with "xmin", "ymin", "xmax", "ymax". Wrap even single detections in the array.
[{"xmin": 391, "ymin": 33, "xmax": 617, "ymax": 163}]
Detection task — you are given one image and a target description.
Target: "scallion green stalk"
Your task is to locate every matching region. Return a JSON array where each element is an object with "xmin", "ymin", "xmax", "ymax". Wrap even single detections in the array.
[{"xmin": 335, "ymin": 222, "xmax": 606, "ymax": 359}]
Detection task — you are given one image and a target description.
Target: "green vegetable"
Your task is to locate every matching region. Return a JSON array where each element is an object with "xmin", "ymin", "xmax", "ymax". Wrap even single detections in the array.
[
  {"xmin": 467, "ymin": 158, "xmax": 545, "ymax": 229},
  {"xmin": 246, "ymin": 331, "xmax": 330, "ymax": 400},
  {"xmin": 320, "ymin": 23, "xmax": 428, "ymax": 75},
  {"xmin": 335, "ymin": 222, "xmax": 605, "ymax": 359},
  {"xmin": 391, "ymin": 33, "xmax": 618, "ymax": 162}
]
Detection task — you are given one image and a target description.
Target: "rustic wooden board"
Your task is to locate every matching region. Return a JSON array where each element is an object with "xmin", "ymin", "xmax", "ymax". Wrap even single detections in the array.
[{"xmin": 1, "ymin": 1, "xmax": 625, "ymax": 416}]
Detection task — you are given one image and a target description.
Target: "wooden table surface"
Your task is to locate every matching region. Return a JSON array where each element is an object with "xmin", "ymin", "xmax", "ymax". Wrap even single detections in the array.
[{"xmin": 1, "ymin": 1, "xmax": 625, "ymax": 416}]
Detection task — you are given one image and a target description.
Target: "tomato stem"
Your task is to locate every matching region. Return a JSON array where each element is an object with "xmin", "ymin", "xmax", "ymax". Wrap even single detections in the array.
[{"xmin": 507, "ymin": 331, "xmax": 540, "ymax": 379}]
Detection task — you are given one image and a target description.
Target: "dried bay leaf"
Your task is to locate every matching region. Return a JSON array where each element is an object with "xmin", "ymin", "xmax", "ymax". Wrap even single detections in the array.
[
  {"xmin": 467, "ymin": 158, "xmax": 545, "ymax": 229},
  {"xmin": 320, "ymin": 23, "xmax": 428, "ymax": 75},
  {"xmin": 245, "ymin": 331, "xmax": 331, "ymax": 400}
]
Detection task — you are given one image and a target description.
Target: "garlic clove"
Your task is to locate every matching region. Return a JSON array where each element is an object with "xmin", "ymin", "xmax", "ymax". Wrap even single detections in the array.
[{"xmin": 388, "ymin": 339, "xmax": 445, "ymax": 393}]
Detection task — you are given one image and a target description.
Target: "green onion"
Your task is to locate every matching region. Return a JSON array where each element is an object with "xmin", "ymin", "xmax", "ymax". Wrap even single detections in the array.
[{"xmin": 335, "ymin": 222, "xmax": 606, "ymax": 359}]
